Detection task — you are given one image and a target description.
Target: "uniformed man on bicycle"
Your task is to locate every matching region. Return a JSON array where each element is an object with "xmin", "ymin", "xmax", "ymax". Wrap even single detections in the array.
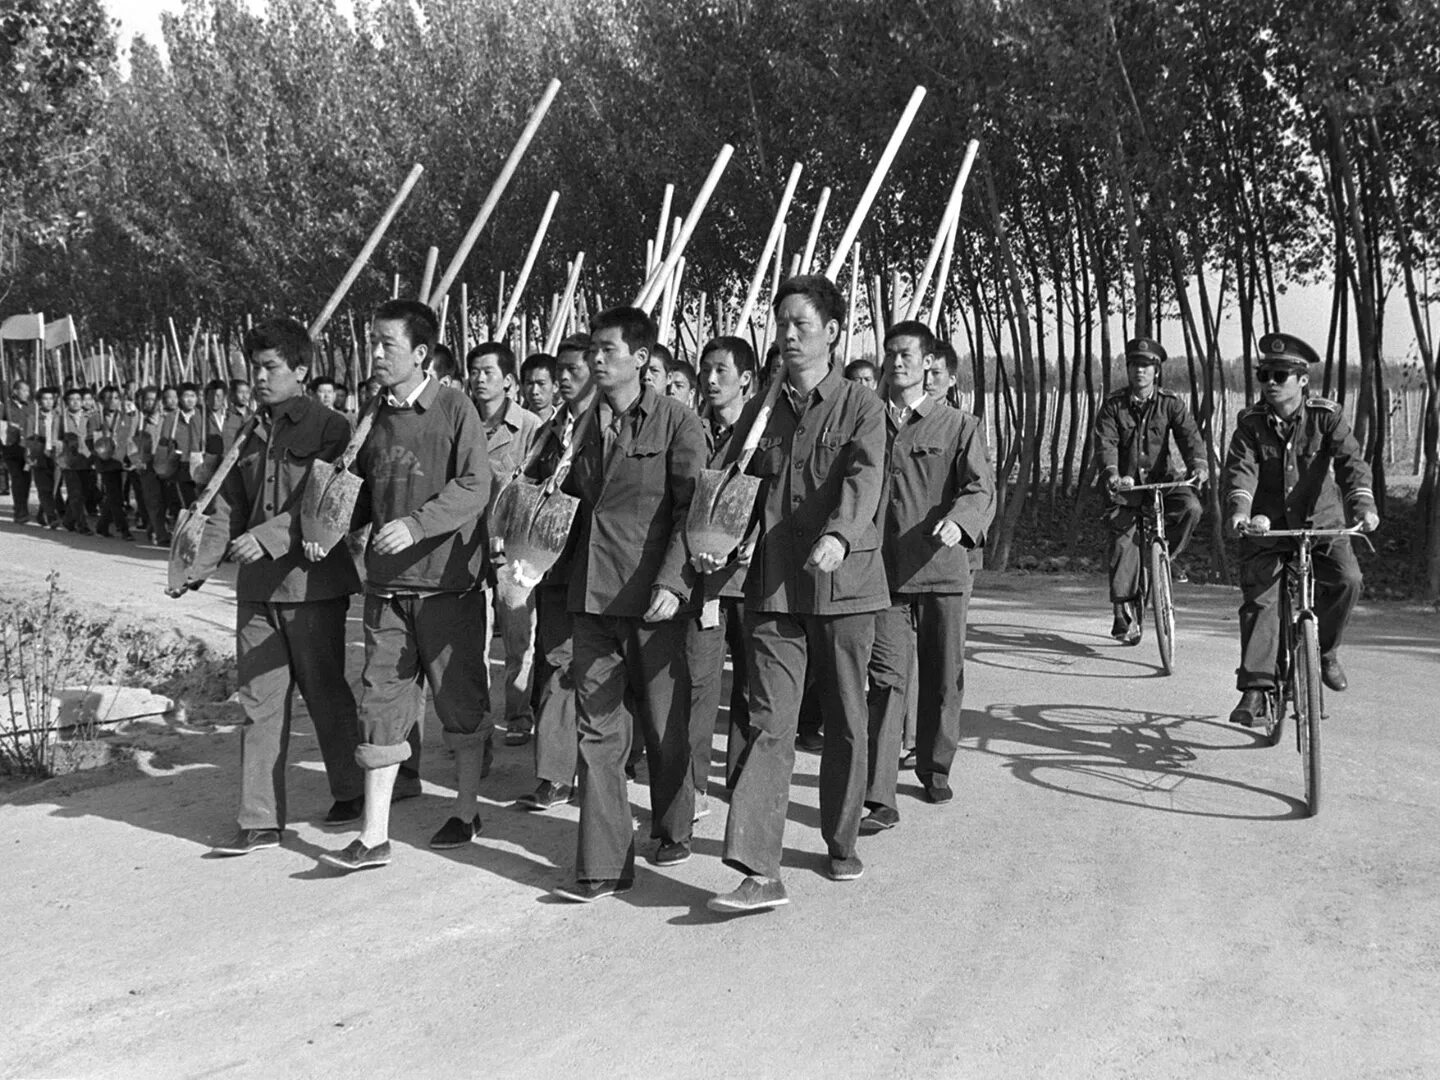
[
  {"xmin": 1222, "ymin": 333, "xmax": 1379, "ymax": 726},
  {"xmin": 1094, "ymin": 337, "xmax": 1207, "ymax": 644}
]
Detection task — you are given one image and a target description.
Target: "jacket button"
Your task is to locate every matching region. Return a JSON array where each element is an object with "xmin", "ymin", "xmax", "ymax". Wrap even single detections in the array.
[{"xmin": 797, "ymin": 426, "xmax": 805, "ymax": 435}]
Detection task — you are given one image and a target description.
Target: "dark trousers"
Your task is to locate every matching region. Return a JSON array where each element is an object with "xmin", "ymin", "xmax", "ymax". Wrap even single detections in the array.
[
  {"xmin": 235, "ymin": 598, "xmax": 364, "ymax": 829},
  {"xmin": 1237, "ymin": 537, "xmax": 1361, "ymax": 690},
  {"xmin": 4, "ymin": 458, "xmax": 30, "ymax": 522},
  {"xmin": 533, "ymin": 585, "xmax": 578, "ymax": 786},
  {"xmin": 127, "ymin": 472, "xmax": 148, "ymax": 531},
  {"xmin": 137, "ymin": 469, "xmax": 169, "ymax": 540},
  {"xmin": 31, "ymin": 464, "xmax": 58, "ymax": 524},
  {"xmin": 722, "ymin": 609, "xmax": 875, "ymax": 879},
  {"xmin": 61, "ymin": 469, "xmax": 92, "ymax": 530},
  {"xmin": 356, "ymin": 590, "xmax": 492, "ymax": 768},
  {"xmin": 1104, "ymin": 488, "xmax": 1201, "ymax": 602},
  {"xmin": 685, "ymin": 597, "xmax": 751, "ymax": 793},
  {"xmin": 571, "ymin": 612, "xmax": 692, "ymax": 881},
  {"xmin": 866, "ymin": 592, "xmax": 970, "ymax": 810},
  {"xmin": 96, "ymin": 470, "xmax": 130, "ymax": 535}
]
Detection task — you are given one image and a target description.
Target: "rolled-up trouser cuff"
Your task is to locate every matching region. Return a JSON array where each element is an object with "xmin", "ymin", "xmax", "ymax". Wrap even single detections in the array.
[
  {"xmin": 356, "ymin": 741, "xmax": 413, "ymax": 770},
  {"xmin": 441, "ymin": 727, "xmax": 490, "ymax": 753}
]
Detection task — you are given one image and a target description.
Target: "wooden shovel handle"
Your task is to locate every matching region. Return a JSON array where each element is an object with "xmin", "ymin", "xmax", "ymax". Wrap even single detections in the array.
[
  {"xmin": 337, "ymin": 399, "xmax": 382, "ymax": 472},
  {"xmin": 428, "ymin": 79, "xmax": 562, "ymax": 310},
  {"xmin": 734, "ymin": 368, "xmax": 786, "ymax": 474},
  {"xmin": 191, "ymin": 413, "xmax": 262, "ymax": 517},
  {"xmin": 310, "ymin": 163, "xmax": 425, "ymax": 338}
]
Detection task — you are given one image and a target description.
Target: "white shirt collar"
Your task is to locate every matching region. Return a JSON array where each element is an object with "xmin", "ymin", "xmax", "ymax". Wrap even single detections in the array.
[{"xmin": 386, "ymin": 374, "xmax": 431, "ymax": 409}]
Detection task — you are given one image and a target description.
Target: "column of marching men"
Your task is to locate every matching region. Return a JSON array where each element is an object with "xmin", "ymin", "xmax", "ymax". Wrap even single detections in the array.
[{"xmin": 0, "ymin": 272, "xmax": 1378, "ymax": 912}]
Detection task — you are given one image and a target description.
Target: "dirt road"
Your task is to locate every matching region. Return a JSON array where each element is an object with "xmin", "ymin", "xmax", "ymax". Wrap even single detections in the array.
[{"xmin": 2, "ymin": 517, "xmax": 1438, "ymax": 1079}]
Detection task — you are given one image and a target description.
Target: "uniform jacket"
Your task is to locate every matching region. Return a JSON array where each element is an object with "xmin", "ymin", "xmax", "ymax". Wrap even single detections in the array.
[
  {"xmin": 1094, "ymin": 387, "xmax": 1205, "ymax": 486},
  {"xmin": 724, "ymin": 364, "xmax": 889, "ymax": 616},
  {"xmin": 57, "ymin": 410, "xmax": 92, "ymax": 470},
  {"xmin": 203, "ymin": 406, "xmax": 246, "ymax": 458},
  {"xmin": 482, "ymin": 397, "xmax": 541, "ymax": 497},
  {"xmin": 560, "ymin": 384, "xmax": 704, "ymax": 618},
  {"xmin": 1223, "ymin": 395, "xmax": 1375, "ymax": 531},
  {"xmin": 89, "ymin": 408, "xmax": 141, "ymax": 468},
  {"xmin": 131, "ymin": 411, "xmax": 165, "ymax": 470},
  {"xmin": 880, "ymin": 395, "xmax": 996, "ymax": 594},
  {"xmin": 21, "ymin": 407, "xmax": 59, "ymax": 470},
  {"xmin": 353, "ymin": 379, "xmax": 492, "ymax": 593},
  {"xmin": 210, "ymin": 396, "xmax": 360, "ymax": 603}
]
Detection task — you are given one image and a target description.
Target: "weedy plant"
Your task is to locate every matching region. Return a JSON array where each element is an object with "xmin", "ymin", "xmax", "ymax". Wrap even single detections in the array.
[{"xmin": 1, "ymin": 571, "xmax": 106, "ymax": 777}]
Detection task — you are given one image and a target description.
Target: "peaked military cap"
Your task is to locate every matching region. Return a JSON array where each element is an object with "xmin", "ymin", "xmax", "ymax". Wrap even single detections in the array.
[
  {"xmin": 1124, "ymin": 337, "xmax": 1167, "ymax": 365},
  {"xmin": 1258, "ymin": 332, "xmax": 1318, "ymax": 373}
]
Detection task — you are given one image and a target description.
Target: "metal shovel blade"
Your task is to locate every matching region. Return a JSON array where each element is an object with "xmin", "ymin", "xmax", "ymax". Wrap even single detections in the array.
[
  {"xmin": 300, "ymin": 458, "xmax": 362, "ymax": 556},
  {"xmin": 687, "ymin": 464, "xmax": 761, "ymax": 561},
  {"xmin": 166, "ymin": 507, "xmax": 225, "ymax": 597},
  {"xmin": 496, "ymin": 479, "xmax": 579, "ymax": 589}
]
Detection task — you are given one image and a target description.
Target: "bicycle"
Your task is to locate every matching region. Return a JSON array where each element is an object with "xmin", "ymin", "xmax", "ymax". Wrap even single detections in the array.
[
  {"xmin": 1240, "ymin": 522, "xmax": 1369, "ymax": 818},
  {"xmin": 1122, "ymin": 477, "xmax": 1198, "ymax": 676}
]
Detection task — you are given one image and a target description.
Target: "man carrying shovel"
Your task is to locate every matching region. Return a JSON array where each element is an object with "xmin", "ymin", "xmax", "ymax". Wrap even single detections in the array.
[
  {"xmin": 551, "ymin": 308, "xmax": 706, "ymax": 902},
  {"xmin": 704, "ymin": 275, "xmax": 890, "ymax": 914},
  {"xmin": 318, "ymin": 299, "xmax": 494, "ymax": 872},
  {"xmin": 207, "ymin": 317, "xmax": 366, "ymax": 856},
  {"xmin": 861, "ymin": 320, "xmax": 994, "ymax": 833}
]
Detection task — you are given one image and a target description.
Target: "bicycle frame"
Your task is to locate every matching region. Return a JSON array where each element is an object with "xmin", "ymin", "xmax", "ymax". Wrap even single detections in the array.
[{"xmin": 1124, "ymin": 478, "xmax": 1197, "ymax": 594}]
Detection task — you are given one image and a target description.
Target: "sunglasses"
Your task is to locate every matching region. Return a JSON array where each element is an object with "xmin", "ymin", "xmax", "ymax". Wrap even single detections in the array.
[{"xmin": 1256, "ymin": 369, "xmax": 1296, "ymax": 384}]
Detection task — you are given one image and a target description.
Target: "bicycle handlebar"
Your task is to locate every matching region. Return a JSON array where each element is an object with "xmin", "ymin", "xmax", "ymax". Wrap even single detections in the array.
[{"xmin": 1123, "ymin": 477, "xmax": 1200, "ymax": 493}]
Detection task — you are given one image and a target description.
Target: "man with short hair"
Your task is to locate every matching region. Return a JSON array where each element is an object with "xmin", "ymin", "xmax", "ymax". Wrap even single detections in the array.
[
  {"xmin": 552, "ymin": 309, "xmax": 705, "ymax": 902},
  {"xmin": 208, "ymin": 317, "xmax": 367, "ymax": 856},
  {"xmin": 131, "ymin": 387, "xmax": 170, "ymax": 545},
  {"xmin": 844, "ymin": 358, "xmax": 878, "ymax": 392},
  {"xmin": 1093, "ymin": 337, "xmax": 1206, "ymax": 644},
  {"xmin": 2, "ymin": 379, "xmax": 33, "ymax": 522},
  {"xmin": 425, "ymin": 342, "xmax": 460, "ymax": 387},
  {"xmin": 57, "ymin": 388, "xmax": 94, "ymax": 533},
  {"xmin": 90, "ymin": 385, "xmax": 138, "ymax": 540},
  {"xmin": 1224, "ymin": 333, "xmax": 1378, "ymax": 724},
  {"xmin": 687, "ymin": 336, "xmax": 756, "ymax": 802},
  {"xmin": 862, "ymin": 321, "xmax": 994, "ymax": 831},
  {"xmin": 521, "ymin": 353, "xmax": 559, "ymax": 422},
  {"xmin": 21, "ymin": 387, "xmax": 62, "ymax": 528},
  {"xmin": 514, "ymin": 335, "xmax": 592, "ymax": 812},
  {"xmin": 924, "ymin": 343, "xmax": 959, "ymax": 405},
  {"xmin": 230, "ymin": 378, "xmax": 255, "ymax": 417},
  {"xmin": 158, "ymin": 382, "xmax": 205, "ymax": 514},
  {"xmin": 705, "ymin": 275, "xmax": 889, "ymax": 914},
  {"xmin": 310, "ymin": 376, "xmax": 337, "ymax": 411},
  {"xmin": 468, "ymin": 341, "xmax": 542, "ymax": 747},
  {"xmin": 665, "ymin": 358, "xmax": 698, "ymax": 410},
  {"xmin": 320, "ymin": 300, "xmax": 493, "ymax": 871}
]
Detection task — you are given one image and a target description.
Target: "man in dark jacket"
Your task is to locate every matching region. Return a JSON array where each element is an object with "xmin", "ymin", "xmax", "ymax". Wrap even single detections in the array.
[
  {"xmin": 206, "ymin": 317, "xmax": 366, "ymax": 856},
  {"xmin": 705, "ymin": 275, "xmax": 890, "ymax": 914},
  {"xmin": 1223, "ymin": 333, "xmax": 1378, "ymax": 724},
  {"xmin": 551, "ymin": 308, "xmax": 706, "ymax": 903},
  {"xmin": 319, "ymin": 300, "xmax": 493, "ymax": 872},
  {"xmin": 1093, "ymin": 337, "xmax": 1207, "ymax": 644},
  {"xmin": 863, "ymin": 321, "xmax": 995, "ymax": 831}
]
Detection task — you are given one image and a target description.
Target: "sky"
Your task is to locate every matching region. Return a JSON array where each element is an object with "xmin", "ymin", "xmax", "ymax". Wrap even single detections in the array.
[{"xmin": 99, "ymin": 1, "xmax": 1424, "ymax": 364}]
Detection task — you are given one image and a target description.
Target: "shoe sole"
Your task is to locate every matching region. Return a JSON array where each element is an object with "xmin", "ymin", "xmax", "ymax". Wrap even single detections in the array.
[
  {"xmin": 829, "ymin": 867, "xmax": 864, "ymax": 882},
  {"xmin": 429, "ymin": 837, "xmax": 476, "ymax": 850},
  {"xmin": 211, "ymin": 843, "xmax": 278, "ymax": 856},
  {"xmin": 706, "ymin": 895, "xmax": 790, "ymax": 913},
  {"xmin": 323, "ymin": 816, "xmax": 362, "ymax": 827},
  {"xmin": 553, "ymin": 884, "xmax": 633, "ymax": 903},
  {"xmin": 859, "ymin": 818, "xmax": 897, "ymax": 835},
  {"xmin": 319, "ymin": 853, "xmax": 390, "ymax": 871},
  {"xmin": 653, "ymin": 851, "xmax": 691, "ymax": 867}
]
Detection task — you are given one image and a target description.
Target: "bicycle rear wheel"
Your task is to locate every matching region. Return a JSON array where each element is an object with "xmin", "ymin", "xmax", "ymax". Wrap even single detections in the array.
[
  {"xmin": 1149, "ymin": 540, "xmax": 1176, "ymax": 675},
  {"xmin": 1295, "ymin": 614, "xmax": 1323, "ymax": 816}
]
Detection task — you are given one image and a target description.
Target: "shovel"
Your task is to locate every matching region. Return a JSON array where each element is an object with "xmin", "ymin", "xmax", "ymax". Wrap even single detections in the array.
[
  {"xmin": 686, "ymin": 373, "xmax": 783, "ymax": 561},
  {"xmin": 491, "ymin": 404, "xmax": 593, "ymax": 598},
  {"xmin": 166, "ymin": 415, "xmax": 261, "ymax": 597},
  {"xmin": 299, "ymin": 403, "xmax": 378, "ymax": 557}
]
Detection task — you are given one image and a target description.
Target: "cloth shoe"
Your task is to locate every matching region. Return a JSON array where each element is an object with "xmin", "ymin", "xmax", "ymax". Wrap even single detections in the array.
[{"xmin": 707, "ymin": 876, "xmax": 789, "ymax": 913}]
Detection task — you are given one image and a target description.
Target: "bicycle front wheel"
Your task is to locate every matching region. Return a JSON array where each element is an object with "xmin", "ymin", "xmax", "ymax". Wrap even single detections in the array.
[
  {"xmin": 1295, "ymin": 614, "xmax": 1323, "ymax": 816},
  {"xmin": 1149, "ymin": 540, "xmax": 1176, "ymax": 675}
]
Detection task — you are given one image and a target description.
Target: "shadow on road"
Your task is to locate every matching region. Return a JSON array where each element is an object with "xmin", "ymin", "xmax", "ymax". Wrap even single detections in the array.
[
  {"xmin": 965, "ymin": 702, "xmax": 1306, "ymax": 820},
  {"xmin": 967, "ymin": 622, "xmax": 1168, "ymax": 678}
]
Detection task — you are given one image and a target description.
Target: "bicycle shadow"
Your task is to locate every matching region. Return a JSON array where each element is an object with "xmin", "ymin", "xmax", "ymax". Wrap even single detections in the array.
[
  {"xmin": 965, "ymin": 701, "xmax": 1307, "ymax": 820},
  {"xmin": 966, "ymin": 623, "xmax": 1169, "ymax": 679}
]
